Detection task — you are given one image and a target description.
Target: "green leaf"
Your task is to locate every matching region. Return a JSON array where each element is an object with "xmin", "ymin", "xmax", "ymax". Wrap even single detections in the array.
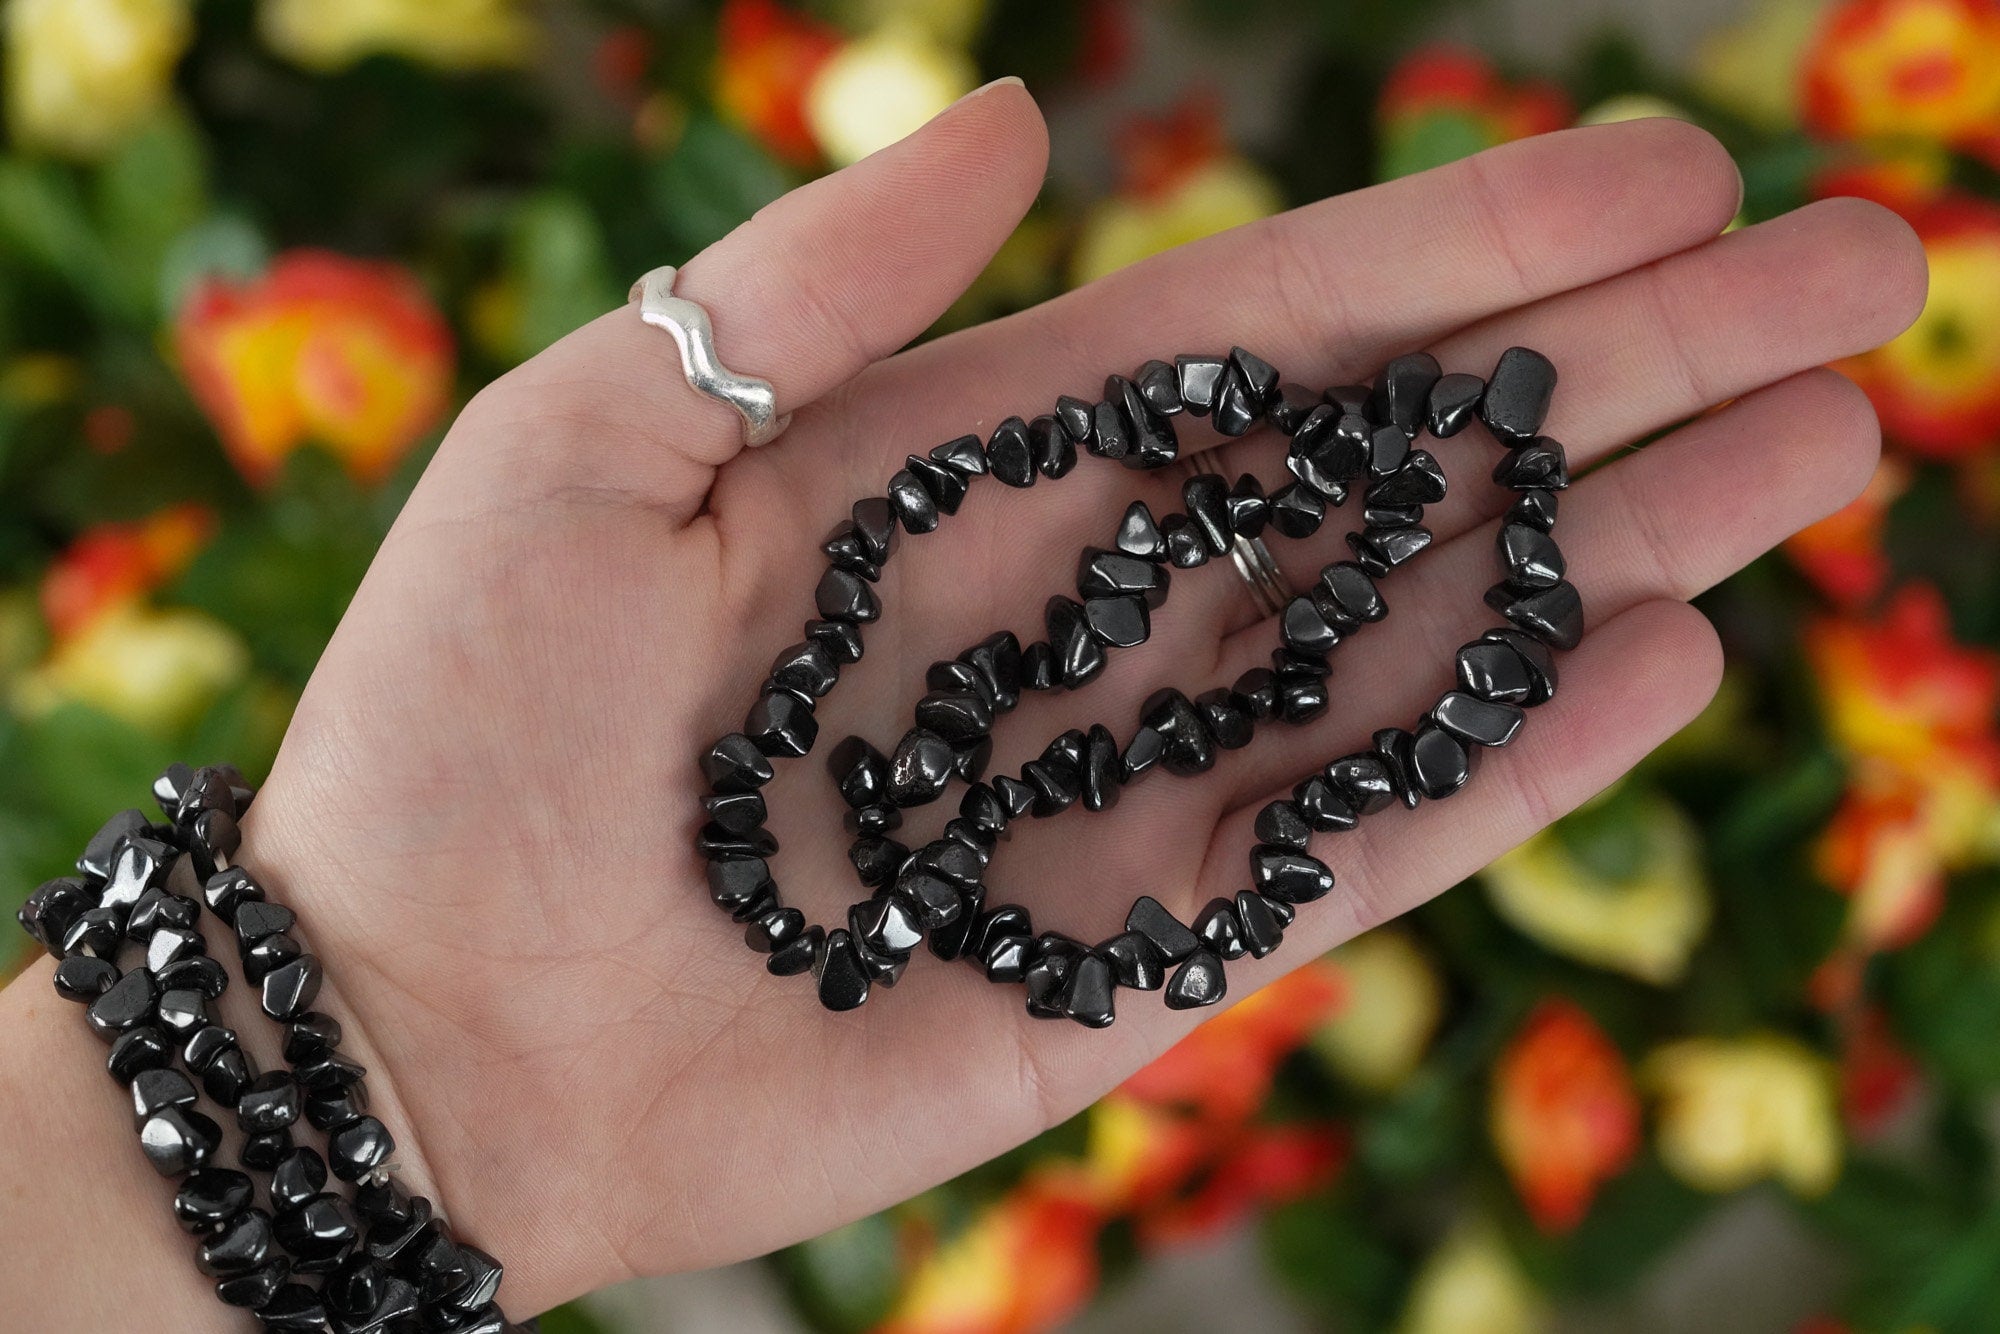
[
  {"xmin": 533, "ymin": 1301, "xmax": 617, "ymax": 1334},
  {"xmin": 507, "ymin": 191, "xmax": 619, "ymax": 358},
  {"xmin": 156, "ymin": 214, "xmax": 269, "ymax": 319},
  {"xmin": 0, "ymin": 159, "xmax": 116, "ymax": 316},
  {"xmin": 772, "ymin": 1212, "xmax": 903, "ymax": 1334},
  {"xmin": 95, "ymin": 113, "xmax": 210, "ymax": 319},
  {"xmin": 647, "ymin": 115, "xmax": 793, "ymax": 257}
]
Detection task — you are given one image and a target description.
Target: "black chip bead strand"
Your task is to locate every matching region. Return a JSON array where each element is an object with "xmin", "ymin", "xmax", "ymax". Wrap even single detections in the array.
[{"xmin": 695, "ymin": 345, "xmax": 1583, "ymax": 1028}]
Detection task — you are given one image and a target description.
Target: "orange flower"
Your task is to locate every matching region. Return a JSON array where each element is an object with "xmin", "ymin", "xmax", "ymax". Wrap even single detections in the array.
[
  {"xmin": 1808, "ymin": 583, "xmax": 2000, "ymax": 784},
  {"xmin": 40, "ymin": 503, "xmax": 213, "ymax": 642},
  {"xmin": 873, "ymin": 1168, "xmax": 1103, "ymax": 1334},
  {"xmin": 1837, "ymin": 195, "xmax": 2000, "ymax": 461},
  {"xmin": 1816, "ymin": 784, "xmax": 1953, "ymax": 950},
  {"xmin": 1136, "ymin": 1122, "xmax": 1346, "ymax": 1249},
  {"xmin": 1802, "ymin": 0, "xmax": 2000, "ymax": 163},
  {"xmin": 1785, "ymin": 458, "xmax": 1908, "ymax": 606},
  {"xmin": 713, "ymin": 0, "xmax": 841, "ymax": 166},
  {"xmin": 1378, "ymin": 45, "xmax": 1572, "ymax": 179},
  {"xmin": 1117, "ymin": 959, "xmax": 1344, "ymax": 1124},
  {"xmin": 174, "ymin": 250, "xmax": 454, "ymax": 487},
  {"xmin": 1490, "ymin": 1000, "xmax": 1641, "ymax": 1233}
]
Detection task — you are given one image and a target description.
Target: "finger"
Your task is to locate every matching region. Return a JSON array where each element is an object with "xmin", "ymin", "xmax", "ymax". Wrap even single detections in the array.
[
  {"xmin": 1196, "ymin": 366, "xmax": 1877, "ymax": 812},
  {"xmin": 444, "ymin": 78, "xmax": 1050, "ymax": 520},
  {"xmin": 1192, "ymin": 195, "xmax": 1925, "ymax": 639}
]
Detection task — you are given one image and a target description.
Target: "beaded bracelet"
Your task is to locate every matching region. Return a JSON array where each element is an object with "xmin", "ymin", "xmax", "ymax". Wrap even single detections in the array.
[
  {"xmin": 695, "ymin": 345, "xmax": 1579, "ymax": 1026},
  {"xmin": 18, "ymin": 766, "xmax": 531, "ymax": 1333}
]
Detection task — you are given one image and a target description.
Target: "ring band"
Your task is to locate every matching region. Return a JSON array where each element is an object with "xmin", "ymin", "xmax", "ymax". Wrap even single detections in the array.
[
  {"xmin": 630, "ymin": 265, "xmax": 791, "ymax": 449},
  {"xmin": 1174, "ymin": 448, "xmax": 1294, "ymax": 619}
]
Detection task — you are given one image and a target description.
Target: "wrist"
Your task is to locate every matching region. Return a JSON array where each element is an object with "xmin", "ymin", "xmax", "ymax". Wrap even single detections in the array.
[{"xmin": 0, "ymin": 959, "xmax": 235, "ymax": 1333}]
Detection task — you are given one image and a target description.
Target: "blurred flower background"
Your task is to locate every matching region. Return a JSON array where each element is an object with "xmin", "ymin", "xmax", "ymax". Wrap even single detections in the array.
[{"xmin": 0, "ymin": 0, "xmax": 1996, "ymax": 1330}]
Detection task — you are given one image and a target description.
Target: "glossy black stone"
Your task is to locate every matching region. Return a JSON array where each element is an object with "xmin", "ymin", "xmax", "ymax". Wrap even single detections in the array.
[
  {"xmin": 1368, "ymin": 424, "xmax": 1410, "ymax": 478},
  {"xmin": 107, "ymin": 1025, "xmax": 171, "ymax": 1084},
  {"xmin": 216, "ymin": 1259, "xmax": 290, "ymax": 1309},
  {"xmin": 271, "ymin": 1146, "xmax": 329, "ymax": 1213},
  {"xmin": 702, "ymin": 791, "xmax": 767, "ymax": 839},
  {"xmin": 805, "ymin": 618, "xmax": 865, "ymax": 668},
  {"xmin": 1034, "ymin": 412, "xmax": 1079, "ymax": 477},
  {"xmin": 1265, "ymin": 483, "xmax": 1326, "ymax": 543},
  {"xmin": 231, "ymin": 898, "xmax": 294, "ymax": 946},
  {"xmin": 1024, "ymin": 933, "xmax": 1083, "ymax": 1018},
  {"xmin": 78, "ymin": 806, "xmax": 149, "ymax": 881},
  {"xmin": 87, "ymin": 966, "xmax": 157, "ymax": 1039},
  {"xmin": 907, "ymin": 455, "xmax": 971, "ymax": 517},
  {"xmin": 767, "ymin": 926, "xmax": 822, "ymax": 976},
  {"xmin": 1115, "ymin": 500, "xmax": 1167, "ymax": 561},
  {"xmin": 770, "ymin": 641, "xmax": 839, "ymax": 701},
  {"xmin": 887, "ymin": 728, "xmax": 956, "ymax": 807},
  {"xmin": 815, "ymin": 929, "xmax": 871, "ymax": 1011},
  {"xmin": 1367, "ymin": 449, "xmax": 1448, "ymax": 508},
  {"xmin": 1494, "ymin": 437, "xmax": 1570, "ymax": 491},
  {"xmin": 174, "ymin": 1167, "xmax": 254, "ymax": 1233},
  {"xmin": 124, "ymin": 888, "xmax": 196, "ymax": 943},
  {"xmin": 18, "ymin": 876, "xmax": 89, "ymax": 955},
  {"xmin": 1022, "ymin": 759, "xmax": 1081, "ymax": 817},
  {"xmin": 815, "ymin": 566, "xmax": 881, "ymax": 623},
  {"xmin": 1278, "ymin": 675, "xmax": 1330, "ymax": 725},
  {"xmin": 1456, "ymin": 641, "xmax": 1534, "ymax": 705},
  {"xmin": 1280, "ymin": 596, "xmax": 1342, "ymax": 655},
  {"xmin": 1364, "ymin": 502, "xmax": 1424, "ymax": 529},
  {"xmin": 745, "ymin": 906, "xmax": 806, "ymax": 954},
  {"xmin": 886, "ymin": 467, "xmax": 940, "ymax": 533},
  {"xmin": 328, "ymin": 1116, "xmax": 393, "ymax": 1182},
  {"xmin": 1160, "ymin": 513, "xmax": 1207, "ymax": 568},
  {"xmin": 1250, "ymin": 847, "xmax": 1335, "ymax": 904},
  {"xmin": 239, "ymin": 1070, "xmax": 303, "ymax": 1134},
  {"xmin": 1285, "ymin": 417, "xmax": 1354, "ymax": 501},
  {"xmin": 1325, "ymin": 752, "xmax": 1396, "ymax": 815},
  {"xmin": 1194, "ymin": 898, "xmax": 1246, "ymax": 960},
  {"xmin": 1119, "ymin": 725, "xmax": 1166, "ymax": 781},
  {"xmin": 849, "ymin": 837, "xmax": 908, "ymax": 889},
  {"xmin": 1253, "ymin": 800, "xmax": 1311, "ymax": 851},
  {"xmin": 1057, "ymin": 952, "xmax": 1116, "ymax": 1028},
  {"xmin": 1136, "ymin": 359, "xmax": 1185, "ymax": 416},
  {"xmin": 706, "ymin": 856, "xmax": 774, "ymax": 921},
  {"xmin": 1498, "ymin": 523, "xmax": 1565, "ymax": 589},
  {"xmin": 915, "ymin": 689, "xmax": 993, "ymax": 745},
  {"xmin": 1374, "ymin": 727, "xmax": 1420, "ymax": 809},
  {"xmin": 157, "ymin": 986, "xmax": 207, "ymax": 1036},
  {"xmin": 1140, "ymin": 687, "xmax": 1215, "ymax": 776},
  {"xmin": 1234, "ymin": 891, "xmax": 1287, "ymax": 959},
  {"xmin": 133, "ymin": 1065, "xmax": 198, "ymax": 1127},
  {"xmin": 1293, "ymin": 775, "xmax": 1358, "ymax": 832},
  {"xmin": 1045, "ymin": 595, "xmax": 1107, "ymax": 688},
  {"xmin": 1375, "ymin": 352, "xmax": 1442, "ymax": 436},
  {"xmin": 1232, "ymin": 667, "xmax": 1279, "ymax": 720},
  {"xmin": 1100, "ymin": 930, "xmax": 1165, "ymax": 990},
  {"xmin": 1491, "ymin": 580, "xmax": 1584, "ymax": 650},
  {"xmin": 1184, "ymin": 691, "xmax": 1248, "ymax": 757},
  {"xmin": 1481, "ymin": 346, "xmax": 1557, "ymax": 441},
  {"xmin": 822, "ymin": 523, "xmax": 882, "ymax": 580},
  {"xmin": 60, "ymin": 904, "xmax": 123, "ymax": 958},
  {"xmin": 1211, "ymin": 362, "xmax": 1257, "ymax": 436},
  {"xmin": 245, "ymin": 933, "xmax": 303, "ymax": 983},
  {"xmin": 1433, "ymin": 690, "xmax": 1525, "ymax": 748},
  {"xmin": 296, "ymin": 1053, "xmax": 366, "ymax": 1095},
  {"xmin": 1175, "ymin": 354, "xmax": 1225, "ymax": 415},
  {"xmin": 53, "ymin": 953, "xmax": 118, "ymax": 1001},
  {"xmin": 1265, "ymin": 382, "xmax": 1318, "ymax": 435},
  {"xmin": 1182, "ymin": 473, "xmax": 1234, "ymax": 555},
  {"xmin": 1315, "ymin": 561, "xmax": 1384, "ymax": 626},
  {"xmin": 283, "ymin": 1013, "xmax": 343, "ymax": 1065},
  {"xmin": 701, "ymin": 733, "xmax": 772, "ymax": 793},
  {"xmin": 241, "ymin": 1129, "xmax": 296, "ymax": 1172},
  {"xmin": 140, "ymin": 1105, "xmax": 223, "ymax": 1176},
  {"xmin": 1125, "ymin": 895, "xmax": 1198, "ymax": 963},
  {"xmin": 336, "ymin": 1272, "xmax": 420, "ymax": 1332},
  {"xmin": 199, "ymin": 1207, "xmax": 275, "ymax": 1276},
  {"xmin": 987, "ymin": 416, "xmax": 1036, "ymax": 486},
  {"xmin": 261, "ymin": 954, "xmax": 323, "ymax": 1022},
  {"xmin": 190, "ymin": 807, "xmax": 240, "ymax": 884},
  {"xmin": 1078, "ymin": 548, "xmax": 1169, "ymax": 607},
  {"xmin": 156, "ymin": 954, "xmax": 228, "ymax": 1002},
  {"xmin": 205, "ymin": 1049, "xmax": 257, "ymax": 1106},
  {"xmin": 982, "ymin": 932, "xmax": 1032, "ymax": 984},
  {"xmin": 1509, "ymin": 489, "xmax": 1559, "ymax": 532},
  {"xmin": 1056, "ymin": 395, "xmax": 1095, "ymax": 443},
  {"xmin": 1116, "ymin": 375, "xmax": 1178, "ymax": 470},
  {"xmin": 849, "ymin": 495, "xmax": 898, "ymax": 565},
  {"xmin": 1087, "ymin": 397, "xmax": 1129, "ymax": 461},
  {"xmin": 1409, "ymin": 723, "xmax": 1473, "ymax": 800},
  {"xmin": 276, "ymin": 1193, "xmax": 360, "ymax": 1267},
  {"xmin": 851, "ymin": 893, "xmax": 923, "ymax": 958},
  {"xmin": 1079, "ymin": 724, "xmax": 1122, "ymax": 813},
  {"xmin": 1225, "ymin": 473, "xmax": 1269, "ymax": 539},
  {"xmin": 1164, "ymin": 949, "xmax": 1227, "ymax": 1010},
  {"xmin": 962, "ymin": 630, "xmax": 1024, "ymax": 708},
  {"xmin": 1426, "ymin": 371, "xmax": 1485, "ymax": 437},
  {"xmin": 1347, "ymin": 524, "xmax": 1432, "ymax": 577},
  {"xmin": 258, "ymin": 1282, "xmax": 334, "ymax": 1332}
]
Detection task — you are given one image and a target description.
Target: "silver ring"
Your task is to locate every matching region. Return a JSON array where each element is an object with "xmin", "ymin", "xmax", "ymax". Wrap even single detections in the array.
[
  {"xmin": 1173, "ymin": 448, "xmax": 1294, "ymax": 619},
  {"xmin": 630, "ymin": 265, "xmax": 791, "ymax": 449}
]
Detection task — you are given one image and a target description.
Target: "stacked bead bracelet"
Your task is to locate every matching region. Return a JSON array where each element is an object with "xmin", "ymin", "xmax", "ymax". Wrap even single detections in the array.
[
  {"xmin": 696, "ymin": 344, "xmax": 1581, "ymax": 1025},
  {"xmin": 17, "ymin": 766, "xmax": 530, "ymax": 1333}
]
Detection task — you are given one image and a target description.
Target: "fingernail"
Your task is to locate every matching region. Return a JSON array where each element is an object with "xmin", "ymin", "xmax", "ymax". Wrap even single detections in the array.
[{"xmin": 953, "ymin": 74, "xmax": 1025, "ymax": 106}]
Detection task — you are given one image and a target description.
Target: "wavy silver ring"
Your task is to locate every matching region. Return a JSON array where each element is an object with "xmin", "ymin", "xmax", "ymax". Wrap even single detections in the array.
[
  {"xmin": 1175, "ymin": 448, "xmax": 1294, "ymax": 619},
  {"xmin": 630, "ymin": 265, "xmax": 791, "ymax": 449}
]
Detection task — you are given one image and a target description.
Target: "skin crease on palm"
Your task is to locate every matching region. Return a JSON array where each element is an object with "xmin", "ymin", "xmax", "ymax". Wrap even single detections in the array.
[{"xmin": 0, "ymin": 80, "xmax": 1933, "ymax": 1329}]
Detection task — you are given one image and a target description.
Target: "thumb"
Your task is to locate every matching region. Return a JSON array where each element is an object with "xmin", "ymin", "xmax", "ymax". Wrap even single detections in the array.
[{"xmin": 454, "ymin": 77, "xmax": 1049, "ymax": 521}]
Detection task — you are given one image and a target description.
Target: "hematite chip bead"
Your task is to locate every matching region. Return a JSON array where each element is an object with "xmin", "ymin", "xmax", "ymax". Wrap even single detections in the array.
[
  {"xmin": 1135, "ymin": 359, "xmax": 1184, "ymax": 416},
  {"xmin": 244, "ymin": 933, "xmax": 303, "ymax": 983},
  {"xmin": 1160, "ymin": 514, "xmax": 1206, "ymax": 568},
  {"xmin": 1057, "ymin": 952, "xmax": 1116, "ymax": 1028},
  {"xmin": 700, "ymin": 733, "xmax": 772, "ymax": 792},
  {"xmin": 1487, "ymin": 580, "xmax": 1584, "ymax": 650},
  {"xmin": 1182, "ymin": 474, "xmax": 1233, "ymax": 555},
  {"xmin": 706, "ymin": 856, "xmax": 773, "ymax": 919},
  {"xmin": 271, "ymin": 1146, "xmax": 329, "ymax": 1213},
  {"xmin": 86, "ymin": 966, "xmax": 158, "ymax": 1039},
  {"xmin": 850, "ymin": 495, "xmax": 898, "ymax": 565},
  {"xmin": 199, "ymin": 1207, "xmax": 276, "ymax": 1276},
  {"xmin": 814, "ymin": 929, "xmax": 871, "ymax": 1011},
  {"xmin": 157, "ymin": 953, "xmax": 228, "ymax": 1001},
  {"xmin": 703, "ymin": 790, "xmax": 767, "ymax": 837},
  {"xmin": 1234, "ymin": 891, "xmax": 1287, "ymax": 958},
  {"xmin": 1253, "ymin": 800, "xmax": 1311, "ymax": 851},
  {"xmin": 1175, "ymin": 354, "xmax": 1225, "ymax": 415},
  {"xmin": 1494, "ymin": 437, "xmax": 1570, "ymax": 491},
  {"xmin": 258, "ymin": 1282, "xmax": 334, "ymax": 1332},
  {"xmin": 1433, "ymin": 691, "xmax": 1525, "ymax": 748},
  {"xmin": 54, "ymin": 953, "xmax": 119, "ymax": 1001},
  {"xmin": 1510, "ymin": 489, "xmax": 1559, "ymax": 532},
  {"xmin": 1034, "ymin": 412, "xmax": 1079, "ymax": 476},
  {"xmin": 1368, "ymin": 424, "xmax": 1410, "ymax": 477},
  {"xmin": 744, "ymin": 689, "xmax": 817, "ymax": 759},
  {"xmin": 848, "ymin": 837, "xmax": 907, "ymax": 888},
  {"xmin": 275, "ymin": 1193, "xmax": 360, "ymax": 1267},
  {"xmin": 1045, "ymin": 595, "xmax": 1107, "ymax": 688},
  {"xmin": 18, "ymin": 876, "xmax": 90, "ymax": 955},
  {"xmin": 1100, "ymin": 931, "xmax": 1165, "ymax": 990},
  {"xmin": 1195, "ymin": 689, "xmax": 1253, "ymax": 750},
  {"xmin": 1250, "ymin": 848, "xmax": 1335, "ymax": 904},
  {"xmin": 1481, "ymin": 346, "xmax": 1557, "ymax": 441},
  {"xmin": 1115, "ymin": 501, "xmax": 1166, "ymax": 561},
  {"xmin": 61, "ymin": 905, "xmax": 124, "ymax": 958},
  {"xmin": 284, "ymin": 1012, "xmax": 343, "ymax": 1065},
  {"xmin": 1374, "ymin": 351, "xmax": 1442, "ymax": 437},
  {"xmin": 133, "ymin": 1066, "xmax": 199, "ymax": 1126},
  {"xmin": 1426, "ymin": 372, "xmax": 1485, "ymax": 437},
  {"xmin": 1366, "ymin": 449, "xmax": 1448, "ymax": 508},
  {"xmin": 1267, "ymin": 482, "xmax": 1326, "ymax": 538},
  {"xmin": 158, "ymin": 986, "xmax": 209, "ymax": 1036},
  {"xmin": 328, "ymin": 1115, "xmax": 394, "ymax": 1182},
  {"xmin": 1140, "ymin": 687, "xmax": 1214, "ymax": 776},
  {"xmin": 1116, "ymin": 376, "xmax": 1177, "ymax": 470},
  {"xmin": 1194, "ymin": 899, "xmax": 1246, "ymax": 960},
  {"xmin": 1293, "ymin": 776, "xmax": 1358, "ymax": 832},
  {"xmin": 815, "ymin": 567, "xmax": 881, "ymax": 623},
  {"xmin": 261, "ymin": 953, "xmax": 324, "ymax": 1021},
  {"xmin": 806, "ymin": 617, "xmax": 865, "ymax": 665},
  {"xmin": 887, "ymin": 729, "xmax": 955, "ymax": 807},
  {"xmin": 1080, "ymin": 724, "xmax": 1122, "ymax": 812},
  {"xmin": 216, "ymin": 1259, "xmax": 291, "ymax": 1310},
  {"xmin": 1267, "ymin": 382, "xmax": 1320, "ymax": 434},
  {"xmin": 301, "ymin": 1084, "xmax": 365, "ymax": 1133},
  {"xmin": 1081, "ymin": 594, "xmax": 1149, "ymax": 649},
  {"xmin": 851, "ymin": 894, "xmax": 923, "ymax": 957},
  {"xmin": 1078, "ymin": 548, "xmax": 1169, "ymax": 606},
  {"xmin": 905, "ymin": 454, "xmax": 969, "ymax": 515},
  {"xmin": 140, "ymin": 1105, "xmax": 223, "ymax": 1176},
  {"xmin": 78, "ymin": 807, "xmax": 149, "ymax": 882},
  {"xmin": 1482, "ymin": 628, "xmax": 1559, "ymax": 704},
  {"xmin": 770, "ymin": 640, "xmax": 839, "ymax": 699},
  {"xmin": 1055, "ymin": 395, "xmax": 1094, "ymax": 443},
  {"xmin": 175, "ymin": 1167, "xmax": 254, "ymax": 1234},
  {"xmin": 886, "ymin": 468, "xmax": 939, "ymax": 533},
  {"xmin": 987, "ymin": 416, "xmax": 1036, "ymax": 486},
  {"xmin": 1348, "ymin": 525, "xmax": 1432, "ymax": 578},
  {"xmin": 108, "ymin": 1025, "xmax": 172, "ymax": 1084},
  {"xmin": 1409, "ymin": 723, "xmax": 1473, "ymax": 800},
  {"xmin": 238, "ymin": 1070, "xmax": 304, "ymax": 1133},
  {"xmin": 1498, "ymin": 523, "xmax": 1565, "ymax": 589},
  {"xmin": 1326, "ymin": 752, "xmax": 1396, "ymax": 815},
  {"xmin": 1164, "ymin": 949, "xmax": 1226, "ymax": 1010},
  {"xmin": 767, "ymin": 926, "xmax": 822, "ymax": 977},
  {"xmin": 745, "ymin": 906, "xmax": 806, "ymax": 954}
]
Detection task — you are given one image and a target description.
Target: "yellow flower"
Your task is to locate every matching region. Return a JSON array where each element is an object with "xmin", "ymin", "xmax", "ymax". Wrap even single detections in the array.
[
  {"xmin": 1693, "ymin": 0, "xmax": 1825, "ymax": 131},
  {"xmin": 840, "ymin": 0, "xmax": 988, "ymax": 47},
  {"xmin": 258, "ymin": 0, "xmax": 534, "ymax": 72},
  {"xmin": 15, "ymin": 603, "xmax": 247, "ymax": 734},
  {"xmin": 1397, "ymin": 1221, "xmax": 1548, "ymax": 1334},
  {"xmin": 1644, "ymin": 1035, "xmax": 1843, "ymax": 1196},
  {"xmin": 1482, "ymin": 789, "xmax": 1711, "ymax": 985},
  {"xmin": 804, "ymin": 24, "xmax": 975, "ymax": 168},
  {"xmin": 1070, "ymin": 157, "xmax": 1283, "ymax": 287},
  {"xmin": 1312, "ymin": 931, "xmax": 1443, "ymax": 1093},
  {"xmin": 3, "ymin": 0, "xmax": 191, "ymax": 159}
]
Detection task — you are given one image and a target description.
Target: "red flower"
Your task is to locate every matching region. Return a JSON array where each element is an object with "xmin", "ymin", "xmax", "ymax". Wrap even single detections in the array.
[
  {"xmin": 1785, "ymin": 459, "xmax": 1907, "ymax": 606},
  {"xmin": 1802, "ymin": 0, "xmax": 2000, "ymax": 166},
  {"xmin": 713, "ymin": 0, "xmax": 841, "ymax": 166},
  {"xmin": 174, "ymin": 250, "xmax": 454, "ymax": 487},
  {"xmin": 1378, "ymin": 45, "xmax": 1572, "ymax": 178},
  {"xmin": 1490, "ymin": 1000, "xmax": 1642, "ymax": 1233},
  {"xmin": 40, "ymin": 504, "xmax": 214, "ymax": 643}
]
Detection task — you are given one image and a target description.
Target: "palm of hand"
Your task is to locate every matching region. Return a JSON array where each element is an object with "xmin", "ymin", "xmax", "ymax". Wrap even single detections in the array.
[{"xmin": 236, "ymin": 86, "xmax": 1926, "ymax": 1313}]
